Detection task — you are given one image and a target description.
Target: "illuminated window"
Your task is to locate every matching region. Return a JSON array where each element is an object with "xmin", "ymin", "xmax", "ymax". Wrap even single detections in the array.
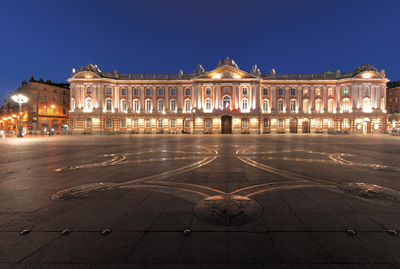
[
  {"xmin": 342, "ymin": 87, "xmax": 349, "ymax": 95},
  {"xmin": 242, "ymin": 118, "xmax": 248, "ymax": 128},
  {"xmin": 86, "ymin": 118, "xmax": 92, "ymax": 127},
  {"xmin": 185, "ymin": 88, "xmax": 191, "ymax": 96},
  {"xmin": 33, "ymin": 105, "xmax": 37, "ymax": 113},
  {"xmin": 363, "ymin": 97, "xmax": 370, "ymax": 111},
  {"xmin": 106, "ymin": 99, "xmax": 112, "ymax": 111},
  {"xmin": 145, "ymin": 118, "xmax": 151, "ymax": 128},
  {"xmin": 328, "ymin": 99, "xmax": 334, "ymax": 112},
  {"xmin": 303, "ymin": 88, "xmax": 308, "ymax": 95},
  {"xmin": 87, "ymin": 87, "xmax": 92, "ymax": 94},
  {"xmin": 263, "ymin": 118, "xmax": 269, "ymax": 128},
  {"xmin": 328, "ymin": 118, "xmax": 334, "ymax": 128},
  {"xmin": 342, "ymin": 98, "xmax": 350, "ymax": 112},
  {"xmin": 278, "ymin": 88, "xmax": 284, "ymax": 96},
  {"xmin": 63, "ymin": 90, "xmax": 66, "ymax": 95},
  {"xmin": 395, "ymin": 97, "xmax": 398, "ymax": 103},
  {"xmin": 53, "ymin": 108, "xmax": 57, "ymax": 114},
  {"xmin": 133, "ymin": 99, "xmax": 139, "ymax": 111},
  {"xmin": 134, "ymin": 88, "xmax": 139, "ymax": 96},
  {"xmin": 106, "ymin": 87, "xmax": 112, "ymax": 95},
  {"xmin": 133, "ymin": 119, "xmax": 139, "ymax": 128},
  {"xmin": 185, "ymin": 118, "xmax": 190, "ymax": 128},
  {"xmin": 389, "ymin": 97, "xmax": 392, "ymax": 103},
  {"xmin": 157, "ymin": 118, "xmax": 163, "ymax": 128},
  {"xmin": 158, "ymin": 88, "xmax": 164, "ymax": 96},
  {"xmin": 205, "ymin": 98, "xmax": 212, "ymax": 111},
  {"xmin": 315, "ymin": 99, "xmax": 321, "ymax": 112},
  {"xmin": 121, "ymin": 99, "xmax": 127, "ymax": 112},
  {"xmin": 315, "ymin": 118, "xmax": 322, "ymax": 128},
  {"xmin": 278, "ymin": 99, "xmax": 284, "ymax": 112},
  {"xmin": 158, "ymin": 99, "xmax": 164, "ymax": 111},
  {"xmin": 121, "ymin": 118, "xmax": 126, "ymax": 128},
  {"xmin": 263, "ymin": 88, "xmax": 269, "ymax": 96},
  {"xmin": 242, "ymin": 87, "xmax": 248, "ymax": 95},
  {"xmin": 241, "ymin": 98, "xmax": 248, "ymax": 111},
  {"xmin": 121, "ymin": 88, "xmax": 127, "ymax": 95},
  {"xmin": 86, "ymin": 97, "xmax": 92, "ymax": 110},
  {"xmin": 145, "ymin": 99, "xmax": 152, "ymax": 111},
  {"xmin": 206, "ymin": 87, "xmax": 211, "ymax": 95},
  {"xmin": 262, "ymin": 99, "xmax": 269, "ymax": 111},
  {"xmin": 303, "ymin": 99, "xmax": 309, "ymax": 113},
  {"xmin": 185, "ymin": 99, "xmax": 191, "ymax": 111},
  {"xmin": 170, "ymin": 99, "xmax": 176, "ymax": 111},
  {"xmin": 363, "ymin": 86, "xmax": 370, "ymax": 94},
  {"xmin": 342, "ymin": 118, "xmax": 350, "ymax": 129},
  {"xmin": 315, "ymin": 88, "xmax": 321, "ymax": 95},
  {"xmin": 290, "ymin": 88, "xmax": 296, "ymax": 96},
  {"xmin": 171, "ymin": 88, "xmax": 176, "ymax": 96},
  {"xmin": 290, "ymin": 99, "xmax": 296, "ymax": 112},
  {"xmin": 278, "ymin": 118, "xmax": 284, "ymax": 128},
  {"xmin": 106, "ymin": 118, "xmax": 112, "ymax": 128},
  {"xmin": 170, "ymin": 118, "xmax": 176, "ymax": 128},
  {"xmin": 33, "ymin": 86, "xmax": 37, "ymax": 89},
  {"xmin": 388, "ymin": 106, "xmax": 392, "ymax": 114},
  {"xmin": 146, "ymin": 88, "xmax": 151, "ymax": 96},
  {"xmin": 205, "ymin": 118, "xmax": 211, "ymax": 128},
  {"xmin": 328, "ymin": 88, "xmax": 333, "ymax": 96}
]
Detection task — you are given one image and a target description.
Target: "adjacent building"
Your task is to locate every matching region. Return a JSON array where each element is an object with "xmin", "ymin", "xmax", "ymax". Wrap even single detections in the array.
[
  {"xmin": 68, "ymin": 58, "xmax": 388, "ymax": 135},
  {"xmin": 386, "ymin": 81, "xmax": 400, "ymax": 132}
]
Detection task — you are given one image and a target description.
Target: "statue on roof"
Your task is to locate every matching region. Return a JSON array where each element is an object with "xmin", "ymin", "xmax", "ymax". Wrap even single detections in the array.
[
  {"xmin": 217, "ymin": 56, "xmax": 239, "ymax": 69},
  {"xmin": 250, "ymin": 64, "xmax": 261, "ymax": 77},
  {"xmin": 355, "ymin": 63, "xmax": 377, "ymax": 74}
]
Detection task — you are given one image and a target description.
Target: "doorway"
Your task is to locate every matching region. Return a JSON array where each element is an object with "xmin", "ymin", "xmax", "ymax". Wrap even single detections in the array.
[
  {"xmin": 290, "ymin": 119, "xmax": 298, "ymax": 133},
  {"xmin": 221, "ymin": 115, "xmax": 232, "ymax": 134},
  {"xmin": 302, "ymin": 119, "xmax": 310, "ymax": 133}
]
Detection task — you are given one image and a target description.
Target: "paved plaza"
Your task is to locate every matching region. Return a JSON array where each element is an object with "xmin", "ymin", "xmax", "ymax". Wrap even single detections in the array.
[{"xmin": 0, "ymin": 134, "xmax": 399, "ymax": 268}]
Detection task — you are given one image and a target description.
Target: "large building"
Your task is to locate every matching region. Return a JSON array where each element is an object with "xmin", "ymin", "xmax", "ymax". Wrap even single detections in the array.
[
  {"xmin": 386, "ymin": 81, "xmax": 400, "ymax": 132},
  {"xmin": 1, "ymin": 77, "xmax": 70, "ymax": 134},
  {"xmin": 68, "ymin": 58, "xmax": 388, "ymax": 135}
]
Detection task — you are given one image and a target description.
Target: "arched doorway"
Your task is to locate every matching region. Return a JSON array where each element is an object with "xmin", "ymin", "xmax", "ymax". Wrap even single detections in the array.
[
  {"xmin": 363, "ymin": 117, "xmax": 371, "ymax": 134},
  {"xmin": 51, "ymin": 119, "xmax": 59, "ymax": 131},
  {"xmin": 41, "ymin": 118, "xmax": 49, "ymax": 132},
  {"xmin": 290, "ymin": 118, "xmax": 298, "ymax": 133},
  {"xmin": 302, "ymin": 118, "xmax": 310, "ymax": 133},
  {"xmin": 221, "ymin": 115, "xmax": 232, "ymax": 134}
]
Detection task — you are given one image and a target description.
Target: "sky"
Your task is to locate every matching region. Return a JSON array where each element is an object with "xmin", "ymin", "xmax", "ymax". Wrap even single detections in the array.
[{"xmin": 1, "ymin": 0, "xmax": 399, "ymax": 99}]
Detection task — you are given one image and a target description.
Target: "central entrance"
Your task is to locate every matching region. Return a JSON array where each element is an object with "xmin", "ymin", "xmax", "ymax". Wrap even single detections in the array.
[{"xmin": 221, "ymin": 115, "xmax": 232, "ymax": 134}]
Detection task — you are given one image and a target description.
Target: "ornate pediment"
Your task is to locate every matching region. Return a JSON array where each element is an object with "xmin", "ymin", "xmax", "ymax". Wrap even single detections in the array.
[
  {"xmin": 217, "ymin": 57, "xmax": 239, "ymax": 69},
  {"xmin": 354, "ymin": 63, "xmax": 377, "ymax": 74}
]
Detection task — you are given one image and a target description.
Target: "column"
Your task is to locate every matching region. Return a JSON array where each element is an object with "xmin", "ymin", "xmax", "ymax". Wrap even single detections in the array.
[
  {"xmin": 165, "ymin": 86, "xmax": 169, "ymax": 110},
  {"xmin": 298, "ymin": 87, "xmax": 302, "ymax": 112},
  {"xmin": 310, "ymin": 86, "xmax": 315, "ymax": 111},
  {"xmin": 153, "ymin": 88, "xmax": 157, "ymax": 112},
  {"xmin": 140, "ymin": 87, "xmax": 144, "ymax": 110},
  {"xmin": 285, "ymin": 87, "xmax": 289, "ymax": 111},
  {"xmin": 271, "ymin": 86, "xmax": 276, "ymax": 111},
  {"xmin": 178, "ymin": 86, "xmax": 183, "ymax": 111},
  {"xmin": 128, "ymin": 87, "xmax": 132, "ymax": 111},
  {"xmin": 336, "ymin": 87, "xmax": 340, "ymax": 110},
  {"xmin": 232, "ymin": 85, "xmax": 236, "ymax": 109}
]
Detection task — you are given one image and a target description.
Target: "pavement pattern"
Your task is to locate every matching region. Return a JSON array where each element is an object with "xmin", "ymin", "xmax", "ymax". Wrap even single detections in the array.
[{"xmin": 0, "ymin": 134, "xmax": 399, "ymax": 268}]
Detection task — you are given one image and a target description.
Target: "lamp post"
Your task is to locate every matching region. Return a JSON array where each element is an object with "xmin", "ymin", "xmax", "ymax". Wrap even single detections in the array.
[{"xmin": 12, "ymin": 94, "xmax": 28, "ymax": 138}]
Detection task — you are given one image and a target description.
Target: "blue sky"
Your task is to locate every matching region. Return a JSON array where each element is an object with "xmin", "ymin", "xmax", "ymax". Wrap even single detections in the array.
[{"xmin": 1, "ymin": 0, "xmax": 399, "ymax": 99}]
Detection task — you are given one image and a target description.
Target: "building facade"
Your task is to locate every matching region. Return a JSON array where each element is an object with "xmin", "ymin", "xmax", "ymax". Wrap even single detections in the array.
[
  {"xmin": 0, "ymin": 77, "xmax": 70, "ymax": 134},
  {"xmin": 68, "ymin": 58, "xmax": 388, "ymax": 135},
  {"xmin": 386, "ymin": 81, "xmax": 400, "ymax": 132}
]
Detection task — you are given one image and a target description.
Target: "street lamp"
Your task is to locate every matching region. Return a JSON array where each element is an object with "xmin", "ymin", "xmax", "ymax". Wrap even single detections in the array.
[{"xmin": 12, "ymin": 94, "xmax": 28, "ymax": 138}]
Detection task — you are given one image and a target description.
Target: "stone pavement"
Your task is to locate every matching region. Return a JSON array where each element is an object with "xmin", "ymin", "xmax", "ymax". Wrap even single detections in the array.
[{"xmin": 0, "ymin": 134, "xmax": 399, "ymax": 268}]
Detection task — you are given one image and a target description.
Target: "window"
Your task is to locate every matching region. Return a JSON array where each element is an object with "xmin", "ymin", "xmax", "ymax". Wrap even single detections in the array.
[
  {"xmin": 262, "ymin": 99, "xmax": 269, "ymax": 112},
  {"xmin": 133, "ymin": 119, "xmax": 139, "ymax": 128},
  {"xmin": 63, "ymin": 108, "xmax": 67, "ymax": 115},
  {"xmin": 303, "ymin": 88, "xmax": 308, "ymax": 95},
  {"xmin": 33, "ymin": 86, "xmax": 37, "ymax": 89},
  {"xmin": 53, "ymin": 89, "xmax": 57, "ymax": 93},
  {"xmin": 363, "ymin": 86, "xmax": 370, "ymax": 95},
  {"xmin": 303, "ymin": 99, "xmax": 309, "ymax": 113},
  {"xmin": 185, "ymin": 88, "xmax": 191, "ymax": 96},
  {"xmin": 145, "ymin": 99, "xmax": 152, "ymax": 111},
  {"xmin": 133, "ymin": 99, "xmax": 140, "ymax": 111},
  {"xmin": 146, "ymin": 88, "xmax": 151, "ymax": 96},
  {"xmin": 396, "ymin": 90, "xmax": 399, "ymax": 94},
  {"xmin": 134, "ymin": 88, "xmax": 139, "ymax": 96},
  {"xmin": 395, "ymin": 96, "xmax": 398, "ymax": 103},
  {"xmin": 222, "ymin": 96, "xmax": 230, "ymax": 109},
  {"xmin": 315, "ymin": 88, "xmax": 321, "ymax": 95},
  {"xmin": 278, "ymin": 118, "xmax": 284, "ymax": 128},
  {"xmin": 395, "ymin": 106, "xmax": 398, "ymax": 113},
  {"xmin": 343, "ymin": 118, "xmax": 350, "ymax": 129},
  {"xmin": 363, "ymin": 98, "xmax": 370, "ymax": 112},
  {"xmin": 106, "ymin": 87, "xmax": 112, "ymax": 95},
  {"xmin": 121, "ymin": 99, "xmax": 127, "ymax": 112},
  {"xmin": 86, "ymin": 87, "xmax": 92, "ymax": 94},
  {"xmin": 86, "ymin": 118, "xmax": 92, "ymax": 128},
  {"xmin": 263, "ymin": 88, "xmax": 269, "ymax": 96},
  {"xmin": 63, "ymin": 90, "xmax": 66, "ymax": 95},
  {"xmin": 328, "ymin": 99, "xmax": 334, "ymax": 112},
  {"xmin": 121, "ymin": 118, "xmax": 126, "ymax": 128},
  {"xmin": 315, "ymin": 99, "xmax": 321, "ymax": 112},
  {"xmin": 328, "ymin": 88, "xmax": 333, "ymax": 96},
  {"xmin": 242, "ymin": 87, "xmax": 248, "ymax": 95},
  {"xmin": 205, "ymin": 98, "xmax": 212, "ymax": 111},
  {"xmin": 158, "ymin": 88, "xmax": 163, "ymax": 96},
  {"xmin": 145, "ymin": 118, "xmax": 151, "ymax": 128},
  {"xmin": 43, "ymin": 87, "xmax": 47, "ymax": 91},
  {"xmin": 342, "ymin": 87, "xmax": 349, "ymax": 95},
  {"xmin": 63, "ymin": 97, "xmax": 67, "ymax": 104},
  {"xmin": 86, "ymin": 97, "xmax": 92, "ymax": 110},
  {"xmin": 242, "ymin": 118, "xmax": 248, "ymax": 128},
  {"xmin": 290, "ymin": 99, "xmax": 296, "ymax": 112},
  {"xmin": 170, "ymin": 99, "xmax": 176, "ymax": 111},
  {"xmin": 158, "ymin": 99, "xmax": 164, "ymax": 111},
  {"xmin": 33, "ymin": 94, "xmax": 37, "ymax": 101},
  {"xmin": 241, "ymin": 98, "xmax": 248, "ymax": 111},
  {"xmin": 106, "ymin": 118, "xmax": 112, "ymax": 128},
  {"xmin": 171, "ymin": 88, "xmax": 176, "ymax": 96},
  {"xmin": 43, "ymin": 107, "xmax": 47, "ymax": 113},
  {"xmin": 33, "ymin": 117, "xmax": 37, "ymax": 123},
  {"xmin": 185, "ymin": 99, "xmax": 191, "ymax": 111},
  {"xmin": 389, "ymin": 97, "xmax": 392, "ymax": 103},
  {"xmin": 170, "ymin": 118, "xmax": 176, "ymax": 128},
  {"xmin": 342, "ymin": 98, "xmax": 350, "ymax": 111},
  {"xmin": 389, "ymin": 91, "xmax": 392, "ymax": 95},
  {"xmin": 53, "ymin": 96, "xmax": 57, "ymax": 102},
  {"xmin": 388, "ymin": 106, "xmax": 392, "ymax": 114},
  {"xmin": 121, "ymin": 88, "xmax": 127, "ymax": 96},
  {"xmin": 278, "ymin": 88, "xmax": 284, "ymax": 96},
  {"xmin": 315, "ymin": 118, "xmax": 322, "ymax": 128},
  {"xmin": 263, "ymin": 118, "xmax": 269, "ymax": 128},
  {"xmin": 328, "ymin": 118, "xmax": 334, "ymax": 128},
  {"xmin": 43, "ymin": 94, "xmax": 47, "ymax": 102},
  {"xmin": 278, "ymin": 99, "xmax": 284, "ymax": 112},
  {"xmin": 205, "ymin": 118, "xmax": 211, "ymax": 128},
  {"xmin": 185, "ymin": 118, "xmax": 190, "ymax": 128},
  {"xmin": 290, "ymin": 88, "xmax": 296, "ymax": 96},
  {"xmin": 53, "ymin": 108, "xmax": 57, "ymax": 114},
  {"xmin": 205, "ymin": 87, "xmax": 211, "ymax": 95},
  {"xmin": 157, "ymin": 118, "xmax": 163, "ymax": 128},
  {"xmin": 106, "ymin": 99, "xmax": 112, "ymax": 111},
  {"xmin": 33, "ymin": 105, "xmax": 37, "ymax": 113}
]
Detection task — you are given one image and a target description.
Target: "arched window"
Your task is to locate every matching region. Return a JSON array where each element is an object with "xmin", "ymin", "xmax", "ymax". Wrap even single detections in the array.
[
  {"xmin": 158, "ymin": 99, "xmax": 164, "ymax": 111},
  {"xmin": 145, "ymin": 99, "xmax": 152, "ymax": 111},
  {"xmin": 241, "ymin": 98, "xmax": 248, "ymax": 111},
  {"xmin": 363, "ymin": 86, "xmax": 370, "ymax": 95},
  {"xmin": 121, "ymin": 88, "xmax": 127, "ymax": 96},
  {"xmin": 290, "ymin": 88, "xmax": 296, "ymax": 96},
  {"xmin": 86, "ymin": 97, "xmax": 92, "ymax": 110},
  {"xmin": 222, "ymin": 95, "xmax": 231, "ymax": 109},
  {"xmin": 342, "ymin": 98, "xmax": 350, "ymax": 111},
  {"xmin": 315, "ymin": 99, "xmax": 322, "ymax": 112},
  {"xmin": 170, "ymin": 99, "xmax": 176, "ymax": 111},
  {"xmin": 315, "ymin": 88, "xmax": 321, "ymax": 96},
  {"xmin": 262, "ymin": 99, "xmax": 269, "ymax": 112},
  {"xmin": 205, "ymin": 98, "xmax": 212, "ymax": 111},
  {"xmin": 342, "ymin": 118, "xmax": 350, "ymax": 129},
  {"xmin": 303, "ymin": 99, "xmax": 309, "ymax": 113},
  {"xmin": 303, "ymin": 88, "xmax": 308, "ymax": 95},
  {"xmin": 106, "ymin": 98, "xmax": 112, "ymax": 112},
  {"xmin": 121, "ymin": 99, "xmax": 127, "ymax": 112},
  {"xmin": 278, "ymin": 99, "xmax": 284, "ymax": 112},
  {"xmin": 315, "ymin": 118, "xmax": 322, "ymax": 128},
  {"xmin": 86, "ymin": 86, "xmax": 92, "ymax": 94},
  {"xmin": 328, "ymin": 99, "xmax": 334, "ymax": 112},
  {"xmin": 185, "ymin": 99, "xmax": 191, "ymax": 111},
  {"xmin": 363, "ymin": 97, "xmax": 370, "ymax": 112},
  {"xmin": 290, "ymin": 99, "xmax": 296, "ymax": 112},
  {"xmin": 158, "ymin": 118, "xmax": 163, "ymax": 128},
  {"xmin": 133, "ymin": 99, "xmax": 140, "ymax": 111}
]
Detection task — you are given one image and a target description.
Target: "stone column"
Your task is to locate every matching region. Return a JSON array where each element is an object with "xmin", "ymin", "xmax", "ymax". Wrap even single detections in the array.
[
  {"xmin": 271, "ymin": 86, "xmax": 276, "ymax": 112},
  {"xmin": 153, "ymin": 88, "xmax": 157, "ymax": 112},
  {"xmin": 310, "ymin": 86, "xmax": 315, "ymax": 111},
  {"xmin": 336, "ymin": 86, "xmax": 341, "ymax": 110},
  {"xmin": 140, "ymin": 87, "xmax": 144, "ymax": 110},
  {"xmin": 285, "ymin": 87, "xmax": 289, "ymax": 112},
  {"xmin": 298, "ymin": 87, "xmax": 302, "ymax": 112},
  {"xmin": 178, "ymin": 86, "xmax": 183, "ymax": 112},
  {"xmin": 165, "ymin": 86, "xmax": 169, "ymax": 110}
]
